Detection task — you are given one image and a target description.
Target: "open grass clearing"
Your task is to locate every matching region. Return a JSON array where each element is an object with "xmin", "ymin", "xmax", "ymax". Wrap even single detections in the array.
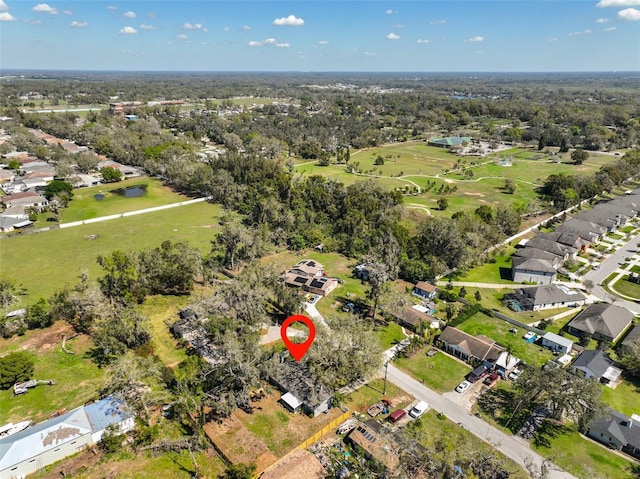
[
  {"xmin": 457, "ymin": 312, "xmax": 554, "ymax": 367},
  {"xmin": 451, "ymin": 247, "xmax": 516, "ymax": 284},
  {"xmin": 394, "ymin": 347, "xmax": 471, "ymax": 392},
  {"xmin": 601, "ymin": 374, "xmax": 640, "ymax": 417},
  {"xmin": 60, "ymin": 177, "xmax": 195, "ymax": 223},
  {"xmin": 1, "ymin": 201, "xmax": 223, "ymax": 303},
  {"xmin": 532, "ymin": 426, "xmax": 637, "ymax": 479},
  {"xmin": 0, "ymin": 322, "xmax": 106, "ymax": 424},
  {"xmin": 376, "ymin": 321, "xmax": 408, "ymax": 351},
  {"xmin": 610, "ymin": 275, "xmax": 640, "ymax": 300}
]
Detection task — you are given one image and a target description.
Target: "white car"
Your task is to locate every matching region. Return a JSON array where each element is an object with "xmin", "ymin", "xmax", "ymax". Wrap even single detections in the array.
[
  {"xmin": 409, "ymin": 401, "xmax": 429, "ymax": 418},
  {"xmin": 523, "ymin": 331, "xmax": 536, "ymax": 341},
  {"xmin": 508, "ymin": 368, "xmax": 522, "ymax": 381},
  {"xmin": 455, "ymin": 380, "xmax": 471, "ymax": 393}
]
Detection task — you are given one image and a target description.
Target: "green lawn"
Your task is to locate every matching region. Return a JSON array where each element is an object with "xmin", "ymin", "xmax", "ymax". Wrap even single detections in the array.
[
  {"xmin": 610, "ymin": 275, "xmax": 640, "ymax": 299},
  {"xmin": 376, "ymin": 322, "xmax": 407, "ymax": 350},
  {"xmin": 394, "ymin": 347, "xmax": 471, "ymax": 392},
  {"xmin": 1, "ymin": 201, "xmax": 223, "ymax": 303},
  {"xmin": 533, "ymin": 427, "xmax": 637, "ymax": 479},
  {"xmin": 344, "ymin": 378, "xmax": 414, "ymax": 414},
  {"xmin": 601, "ymin": 375, "xmax": 640, "ymax": 417},
  {"xmin": 60, "ymin": 177, "xmax": 193, "ymax": 223},
  {"xmin": 457, "ymin": 312, "xmax": 554, "ymax": 367},
  {"xmin": 452, "ymin": 247, "xmax": 516, "ymax": 284},
  {"xmin": 0, "ymin": 332, "xmax": 106, "ymax": 424}
]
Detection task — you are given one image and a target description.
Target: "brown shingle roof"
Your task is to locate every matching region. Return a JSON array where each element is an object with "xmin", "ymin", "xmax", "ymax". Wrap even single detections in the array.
[{"xmin": 439, "ymin": 326, "xmax": 503, "ymax": 362}]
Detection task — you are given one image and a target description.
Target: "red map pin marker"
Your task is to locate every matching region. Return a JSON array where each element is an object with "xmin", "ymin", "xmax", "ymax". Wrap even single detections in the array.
[{"xmin": 280, "ymin": 314, "xmax": 316, "ymax": 361}]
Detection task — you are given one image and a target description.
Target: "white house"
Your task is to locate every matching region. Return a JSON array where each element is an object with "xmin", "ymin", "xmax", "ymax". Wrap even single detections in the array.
[
  {"xmin": 0, "ymin": 397, "xmax": 133, "ymax": 479},
  {"xmin": 541, "ymin": 332, "xmax": 573, "ymax": 354}
]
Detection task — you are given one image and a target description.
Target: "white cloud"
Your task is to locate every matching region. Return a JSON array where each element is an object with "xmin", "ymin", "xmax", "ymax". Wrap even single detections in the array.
[
  {"xmin": 597, "ymin": 0, "xmax": 640, "ymax": 6},
  {"xmin": 123, "ymin": 11, "xmax": 136, "ymax": 18},
  {"xmin": 70, "ymin": 20, "xmax": 88, "ymax": 27},
  {"xmin": 33, "ymin": 4, "xmax": 58, "ymax": 14},
  {"xmin": 596, "ymin": 17, "xmax": 611, "ymax": 23},
  {"xmin": 0, "ymin": 1, "xmax": 8, "ymax": 12},
  {"xmin": 363, "ymin": 51, "xmax": 376, "ymax": 56},
  {"xmin": 317, "ymin": 40, "xmax": 329, "ymax": 45},
  {"xmin": 273, "ymin": 14, "xmax": 304, "ymax": 26},
  {"xmin": 618, "ymin": 7, "xmax": 640, "ymax": 20},
  {"xmin": 263, "ymin": 37, "xmax": 277, "ymax": 44},
  {"xmin": 242, "ymin": 25, "xmax": 252, "ymax": 31},
  {"xmin": 276, "ymin": 42, "xmax": 290, "ymax": 48},
  {"xmin": 107, "ymin": 6, "xmax": 119, "ymax": 11},
  {"xmin": 63, "ymin": 10, "xmax": 71, "ymax": 15},
  {"xmin": 604, "ymin": 26, "xmax": 617, "ymax": 30},
  {"xmin": 392, "ymin": 24, "xmax": 404, "ymax": 28},
  {"xmin": 140, "ymin": 24, "xmax": 157, "ymax": 30},
  {"xmin": 465, "ymin": 36, "xmax": 484, "ymax": 42},
  {"xmin": 416, "ymin": 38, "xmax": 429, "ymax": 44},
  {"xmin": 176, "ymin": 34, "xmax": 188, "ymax": 40},
  {"xmin": 223, "ymin": 26, "xmax": 229, "ymax": 32},
  {"xmin": 0, "ymin": 11, "xmax": 15, "ymax": 21},
  {"xmin": 26, "ymin": 18, "xmax": 41, "ymax": 24},
  {"xmin": 476, "ymin": 50, "xmax": 483, "ymax": 55},
  {"xmin": 119, "ymin": 26, "xmax": 137, "ymax": 34},
  {"xmin": 183, "ymin": 22, "xmax": 203, "ymax": 30},
  {"xmin": 548, "ymin": 37, "xmax": 559, "ymax": 42},
  {"xmin": 248, "ymin": 40, "xmax": 263, "ymax": 47},
  {"xmin": 430, "ymin": 19, "xmax": 446, "ymax": 25},
  {"xmin": 385, "ymin": 9, "xmax": 398, "ymax": 15},
  {"xmin": 386, "ymin": 32, "xmax": 400, "ymax": 40},
  {"xmin": 148, "ymin": 12, "xmax": 156, "ymax": 18},
  {"xmin": 569, "ymin": 28, "xmax": 592, "ymax": 35}
]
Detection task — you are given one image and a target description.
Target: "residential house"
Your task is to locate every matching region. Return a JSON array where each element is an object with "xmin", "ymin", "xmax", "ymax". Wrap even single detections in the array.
[
  {"xmin": 0, "ymin": 397, "xmax": 134, "ymax": 479},
  {"xmin": 438, "ymin": 326, "xmax": 503, "ymax": 366},
  {"xmin": 0, "ymin": 169, "xmax": 15, "ymax": 184},
  {"xmin": 621, "ymin": 325, "xmax": 640, "ymax": 351},
  {"xmin": 523, "ymin": 237, "xmax": 575, "ymax": 259},
  {"xmin": 588, "ymin": 409, "xmax": 640, "ymax": 459},
  {"xmin": 494, "ymin": 351, "xmax": 521, "ymax": 378},
  {"xmin": 282, "ymin": 260, "xmax": 339, "ymax": 297},
  {"xmin": 503, "ymin": 284, "xmax": 587, "ymax": 312},
  {"xmin": 541, "ymin": 332, "xmax": 573, "ymax": 354},
  {"xmin": 537, "ymin": 231, "xmax": 590, "ymax": 251},
  {"xmin": 346, "ymin": 421, "xmax": 398, "ymax": 470},
  {"xmin": 556, "ymin": 218, "xmax": 606, "ymax": 241},
  {"xmin": 271, "ymin": 359, "xmax": 332, "ymax": 418},
  {"xmin": 354, "ymin": 262, "xmax": 373, "ymax": 281},
  {"xmin": 391, "ymin": 305, "xmax": 435, "ymax": 332},
  {"xmin": 566, "ymin": 303, "xmax": 634, "ymax": 344},
  {"xmin": 0, "ymin": 217, "xmax": 32, "ymax": 233},
  {"xmin": 305, "ymin": 276, "xmax": 339, "ymax": 297},
  {"xmin": 571, "ymin": 349, "xmax": 622, "ymax": 384},
  {"xmin": 412, "ymin": 281, "xmax": 438, "ymax": 300},
  {"xmin": 573, "ymin": 210, "xmax": 620, "ymax": 232},
  {"xmin": 511, "ymin": 256, "xmax": 558, "ymax": 285},
  {"xmin": 1, "ymin": 192, "xmax": 48, "ymax": 211},
  {"xmin": 427, "ymin": 136, "xmax": 471, "ymax": 148}
]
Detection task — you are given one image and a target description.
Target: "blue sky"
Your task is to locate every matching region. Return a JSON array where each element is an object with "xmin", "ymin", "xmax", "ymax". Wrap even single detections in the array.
[{"xmin": 1, "ymin": 0, "xmax": 639, "ymax": 71}]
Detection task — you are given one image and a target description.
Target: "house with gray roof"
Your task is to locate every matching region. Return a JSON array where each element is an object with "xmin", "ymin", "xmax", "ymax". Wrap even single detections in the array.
[
  {"xmin": 574, "ymin": 209, "xmax": 620, "ymax": 232},
  {"xmin": 621, "ymin": 325, "xmax": 640, "ymax": 351},
  {"xmin": 541, "ymin": 331, "xmax": 573, "ymax": 354},
  {"xmin": 571, "ymin": 349, "xmax": 622, "ymax": 384},
  {"xmin": 537, "ymin": 231, "xmax": 590, "ymax": 251},
  {"xmin": 588, "ymin": 409, "xmax": 640, "ymax": 459},
  {"xmin": 523, "ymin": 237, "xmax": 576, "ymax": 259},
  {"xmin": 556, "ymin": 218, "xmax": 606, "ymax": 241},
  {"xmin": 271, "ymin": 359, "xmax": 332, "ymax": 417},
  {"xmin": 566, "ymin": 303, "xmax": 634, "ymax": 344},
  {"xmin": 438, "ymin": 326, "xmax": 503, "ymax": 366},
  {"xmin": 0, "ymin": 397, "xmax": 133, "ymax": 479},
  {"xmin": 504, "ymin": 284, "xmax": 587, "ymax": 312},
  {"xmin": 511, "ymin": 256, "xmax": 558, "ymax": 285}
]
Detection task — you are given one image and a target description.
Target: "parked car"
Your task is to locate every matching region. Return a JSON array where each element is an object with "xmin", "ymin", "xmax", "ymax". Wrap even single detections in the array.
[
  {"xmin": 508, "ymin": 368, "xmax": 522, "ymax": 381},
  {"xmin": 342, "ymin": 302, "xmax": 354, "ymax": 312},
  {"xmin": 483, "ymin": 373, "xmax": 499, "ymax": 387},
  {"xmin": 455, "ymin": 380, "xmax": 471, "ymax": 393},
  {"xmin": 388, "ymin": 409, "xmax": 407, "ymax": 423},
  {"xmin": 523, "ymin": 331, "xmax": 536, "ymax": 341},
  {"xmin": 409, "ymin": 401, "xmax": 429, "ymax": 418}
]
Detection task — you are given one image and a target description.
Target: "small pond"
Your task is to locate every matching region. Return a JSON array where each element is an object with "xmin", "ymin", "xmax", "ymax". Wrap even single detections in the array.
[
  {"xmin": 94, "ymin": 193, "xmax": 105, "ymax": 201},
  {"xmin": 110, "ymin": 185, "xmax": 148, "ymax": 198}
]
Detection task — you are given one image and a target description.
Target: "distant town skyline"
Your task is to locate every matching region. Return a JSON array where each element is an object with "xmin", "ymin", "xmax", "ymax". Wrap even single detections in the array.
[{"xmin": 1, "ymin": 0, "xmax": 639, "ymax": 72}]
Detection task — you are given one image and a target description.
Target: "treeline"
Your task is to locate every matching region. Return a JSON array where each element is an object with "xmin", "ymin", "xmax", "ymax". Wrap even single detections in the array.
[{"xmin": 543, "ymin": 150, "xmax": 640, "ymax": 209}]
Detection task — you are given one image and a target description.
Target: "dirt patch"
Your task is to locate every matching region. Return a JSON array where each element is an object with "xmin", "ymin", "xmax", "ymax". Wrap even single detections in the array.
[
  {"xmin": 0, "ymin": 321, "xmax": 75, "ymax": 353},
  {"xmin": 37, "ymin": 446, "xmax": 103, "ymax": 479},
  {"xmin": 463, "ymin": 191, "xmax": 485, "ymax": 197}
]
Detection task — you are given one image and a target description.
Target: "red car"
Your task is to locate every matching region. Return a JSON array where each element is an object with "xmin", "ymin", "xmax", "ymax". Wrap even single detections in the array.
[
  {"xmin": 388, "ymin": 409, "xmax": 407, "ymax": 423},
  {"xmin": 483, "ymin": 373, "xmax": 499, "ymax": 387}
]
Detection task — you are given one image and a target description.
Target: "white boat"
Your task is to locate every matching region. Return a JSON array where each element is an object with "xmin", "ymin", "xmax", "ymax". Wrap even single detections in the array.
[{"xmin": 0, "ymin": 420, "xmax": 32, "ymax": 438}]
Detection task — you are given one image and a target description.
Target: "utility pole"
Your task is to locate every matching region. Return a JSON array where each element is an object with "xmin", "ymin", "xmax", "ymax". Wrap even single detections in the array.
[{"xmin": 383, "ymin": 361, "xmax": 389, "ymax": 395}]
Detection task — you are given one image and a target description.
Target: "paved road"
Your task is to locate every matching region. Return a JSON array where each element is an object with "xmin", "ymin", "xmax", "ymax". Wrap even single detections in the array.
[
  {"xmin": 583, "ymin": 230, "xmax": 640, "ymax": 314},
  {"xmin": 386, "ymin": 364, "xmax": 577, "ymax": 479}
]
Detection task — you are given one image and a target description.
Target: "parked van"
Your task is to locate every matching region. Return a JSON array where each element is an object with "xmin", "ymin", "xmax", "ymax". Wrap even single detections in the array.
[
  {"xmin": 409, "ymin": 401, "xmax": 428, "ymax": 418},
  {"xmin": 388, "ymin": 409, "xmax": 406, "ymax": 423}
]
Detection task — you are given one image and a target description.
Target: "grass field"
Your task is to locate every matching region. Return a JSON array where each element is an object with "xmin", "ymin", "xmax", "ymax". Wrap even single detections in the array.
[
  {"xmin": 59, "ymin": 177, "xmax": 194, "ymax": 223},
  {"xmin": 376, "ymin": 322, "xmax": 407, "ymax": 350},
  {"xmin": 601, "ymin": 375, "xmax": 640, "ymax": 417},
  {"xmin": 1, "ymin": 201, "xmax": 223, "ymax": 303},
  {"xmin": 533, "ymin": 426, "xmax": 637, "ymax": 479},
  {"xmin": 457, "ymin": 312, "xmax": 554, "ymax": 367},
  {"xmin": 394, "ymin": 348, "xmax": 471, "ymax": 392},
  {"xmin": 452, "ymin": 247, "xmax": 516, "ymax": 284},
  {"xmin": 344, "ymin": 378, "xmax": 414, "ymax": 414},
  {"xmin": 610, "ymin": 275, "xmax": 640, "ymax": 299},
  {"xmin": 0, "ymin": 323, "xmax": 106, "ymax": 425}
]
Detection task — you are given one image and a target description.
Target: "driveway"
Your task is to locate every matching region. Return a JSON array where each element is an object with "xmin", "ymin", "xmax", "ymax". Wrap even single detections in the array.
[{"xmin": 386, "ymin": 364, "xmax": 577, "ymax": 479}]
